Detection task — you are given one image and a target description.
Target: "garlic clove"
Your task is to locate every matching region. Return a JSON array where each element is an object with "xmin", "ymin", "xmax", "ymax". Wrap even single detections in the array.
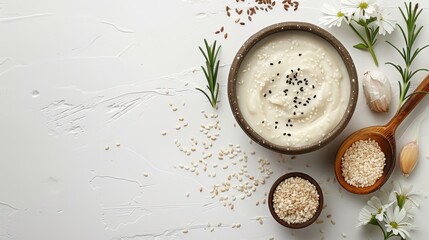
[
  {"xmin": 399, "ymin": 141, "xmax": 419, "ymax": 177},
  {"xmin": 362, "ymin": 70, "xmax": 392, "ymax": 113}
]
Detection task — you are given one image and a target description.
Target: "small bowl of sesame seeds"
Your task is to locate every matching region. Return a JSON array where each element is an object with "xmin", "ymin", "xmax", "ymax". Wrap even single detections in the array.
[
  {"xmin": 268, "ymin": 172, "xmax": 323, "ymax": 228},
  {"xmin": 228, "ymin": 22, "xmax": 358, "ymax": 154}
]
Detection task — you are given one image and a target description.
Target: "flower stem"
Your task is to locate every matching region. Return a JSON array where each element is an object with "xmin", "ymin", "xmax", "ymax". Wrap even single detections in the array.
[
  {"xmin": 368, "ymin": 44, "xmax": 379, "ymax": 66},
  {"xmin": 348, "ymin": 21, "xmax": 379, "ymax": 66},
  {"xmin": 375, "ymin": 221, "xmax": 386, "ymax": 238}
]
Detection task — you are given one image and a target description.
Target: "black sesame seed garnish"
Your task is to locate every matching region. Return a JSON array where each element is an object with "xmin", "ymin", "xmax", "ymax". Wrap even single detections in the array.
[
  {"xmin": 298, "ymin": 102, "xmax": 302, "ymax": 104},
  {"xmin": 269, "ymin": 90, "xmax": 272, "ymax": 94},
  {"xmin": 277, "ymin": 73, "xmax": 280, "ymax": 76},
  {"xmin": 312, "ymin": 85, "xmax": 315, "ymax": 89},
  {"xmin": 291, "ymin": 69, "xmax": 294, "ymax": 73},
  {"xmin": 275, "ymin": 121, "xmax": 278, "ymax": 124},
  {"xmin": 270, "ymin": 63, "xmax": 274, "ymax": 66},
  {"xmin": 262, "ymin": 121, "xmax": 265, "ymax": 123},
  {"xmin": 290, "ymin": 124, "xmax": 294, "ymax": 127},
  {"xmin": 287, "ymin": 133, "xmax": 291, "ymax": 136},
  {"xmin": 288, "ymin": 119, "xmax": 291, "ymax": 123},
  {"xmin": 293, "ymin": 100, "xmax": 297, "ymax": 103},
  {"xmin": 299, "ymin": 53, "xmax": 302, "ymax": 56},
  {"xmin": 303, "ymin": 103, "xmax": 307, "ymax": 106},
  {"xmin": 278, "ymin": 61, "xmax": 281, "ymax": 64},
  {"xmin": 275, "ymin": 126, "xmax": 278, "ymax": 129},
  {"xmin": 293, "ymin": 112, "xmax": 296, "ymax": 115},
  {"xmin": 301, "ymin": 112, "xmax": 304, "ymax": 115},
  {"xmin": 297, "ymin": 68, "xmax": 300, "ymax": 71},
  {"xmin": 294, "ymin": 105, "xmax": 298, "ymax": 108},
  {"xmin": 313, "ymin": 95, "xmax": 317, "ymax": 98},
  {"xmin": 283, "ymin": 133, "xmax": 286, "ymax": 136},
  {"xmin": 263, "ymin": 93, "xmax": 267, "ymax": 97},
  {"xmin": 286, "ymin": 124, "xmax": 289, "ymax": 127}
]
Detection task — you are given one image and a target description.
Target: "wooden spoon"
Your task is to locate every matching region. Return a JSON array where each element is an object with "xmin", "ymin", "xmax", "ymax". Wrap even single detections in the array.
[{"xmin": 335, "ymin": 74, "xmax": 429, "ymax": 194}]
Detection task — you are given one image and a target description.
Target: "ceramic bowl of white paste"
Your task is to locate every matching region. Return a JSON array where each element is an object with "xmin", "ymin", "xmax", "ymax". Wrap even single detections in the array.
[{"xmin": 228, "ymin": 22, "xmax": 358, "ymax": 154}]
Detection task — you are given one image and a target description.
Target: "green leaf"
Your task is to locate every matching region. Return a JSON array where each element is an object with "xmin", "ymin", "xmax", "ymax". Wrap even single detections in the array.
[
  {"xmin": 196, "ymin": 87, "xmax": 212, "ymax": 106},
  {"xmin": 353, "ymin": 43, "xmax": 368, "ymax": 50},
  {"xmin": 197, "ymin": 39, "xmax": 222, "ymax": 109}
]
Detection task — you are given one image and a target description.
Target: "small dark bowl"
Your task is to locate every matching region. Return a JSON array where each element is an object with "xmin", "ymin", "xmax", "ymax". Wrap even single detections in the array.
[
  {"xmin": 228, "ymin": 22, "xmax": 358, "ymax": 154},
  {"xmin": 268, "ymin": 172, "xmax": 323, "ymax": 229}
]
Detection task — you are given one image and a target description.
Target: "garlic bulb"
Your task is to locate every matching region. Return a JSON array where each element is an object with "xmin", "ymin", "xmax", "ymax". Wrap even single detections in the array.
[
  {"xmin": 362, "ymin": 70, "xmax": 392, "ymax": 112},
  {"xmin": 399, "ymin": 141, "xmax": 419, "ymax": 177}
]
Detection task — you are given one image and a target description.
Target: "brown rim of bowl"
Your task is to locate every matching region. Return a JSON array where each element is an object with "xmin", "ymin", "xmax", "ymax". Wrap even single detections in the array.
[
  {"xmin": 268, "ymin": 172, "xmax": 324, "ymax": 229},
  {"xmin": 227, "ymin": 22, "xmax": 359, "ymax": 154}
]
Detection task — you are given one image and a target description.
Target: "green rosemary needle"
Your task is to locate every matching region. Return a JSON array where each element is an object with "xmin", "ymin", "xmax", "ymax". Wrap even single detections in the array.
[
  {"xmin": 196, "ymin": 39, "xmax": 221, "ymax": 108},
  {"xmin": 386, "ymin": 2, "xmax": 429, "ymax": 109}
]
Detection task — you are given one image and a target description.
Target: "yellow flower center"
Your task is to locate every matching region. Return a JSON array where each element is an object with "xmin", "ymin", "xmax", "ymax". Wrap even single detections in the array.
[
  {"xmin": 337, "ymin": 11, "xmax": 344, "ymax": 17},
  {"xmin": 359, "ymin": 2, "xmax": 369, "ymax": 9},
  {"xmin": 390, "ymin": 221, "xmax": 398, "ymax": 229}
]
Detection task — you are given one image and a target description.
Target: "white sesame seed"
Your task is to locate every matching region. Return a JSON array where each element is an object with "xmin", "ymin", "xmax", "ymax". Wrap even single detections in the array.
[{"xmin": 341, "ymin": 138, "xmax": 385, "ymax": 188}]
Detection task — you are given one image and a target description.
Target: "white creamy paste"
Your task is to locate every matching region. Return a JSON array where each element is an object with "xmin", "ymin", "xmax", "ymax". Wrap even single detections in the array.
[{"xmin": 236, "ymin": 31, "xmax": 351, "ymax": 147}]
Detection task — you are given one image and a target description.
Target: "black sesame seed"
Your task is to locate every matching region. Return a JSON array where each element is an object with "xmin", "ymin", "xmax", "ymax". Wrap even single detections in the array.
[
  {"xmin": 262, "ymin": 121, "xmax": 265, "ymax": 123},
  {"xmin": 277, "ymin": 73, "xmax": 280, "ymax": 76},
  {"xmin": 287, "ymin": 133, "xmax": 291, "ymax": 136},
  {"xmin": 294, "ymin": 97, "xmax": 298, "ymax": 99},
  {"xmin": 293, "ymin": 112, "xmax": 296, "ymax": 115},
  {"xmin": 286, "ymin": 75, "xmax": 289, "ymax": 78},
  {"xmin": 278, "ymin": 61, "xmax": 281, "ymax": 64},
  {"xmin": 290, "ymin": 124, "xmax": 294, "ymax": 127},
  {"xmin": 298, "ymin": 68, "xmax": 300, "ymax": 71},
  {"xmin": 303, "ymin": 103, "xmax": 307, "ymax": 106},
  {"xmin": 275, "ymin": 126, "xmax": 278, "ymax": 129},
  {"xmin": 301, "ymin": 112, "xmax": 304, "ymax": 115},
  {"xmin": 269, "ymin": 90, "xmax": 272, "ymax": 94},
  {"xmin": 299, "ymin": 53, "xmax": 302, "ymax": 56},
  {"xmin": 293, "ymin": 100, "xmax": 297, "ymax": 103},
  {"xmin": 313, "ymin": 95, "xmax": 317, "ymax": 98},
  {"xmin": 263, "ymin": 93, "xmax": 266, "ymax": 97},
  {"xmin": 283, "ymin": 133, "xmax": 286, "ymax": 136},
  {"xmin": 298, "ymin": 102, "xmax": 302, "ymax": 104},
  {"xmin": 312, "ymin": 85, "xmax": 315, "ymax": 89},
  {"xmin": 270, "ymin": 63, "xmax": 274, "ymax": 66},
  {"xmin": 286, "ymin": 124, "xmax": 289, "ymax": 127},
  {"xmin": 275, "ymin": 121, "xmax": 278, "ymax": 124},
  {"xmin": 288, "ymin": 119, "xmax": 291, "ymax": 123},
  {"xmin": 291, "ymin": 69, "xmax": 294, "ymax": 73},
  {"xmin": 300, "ymin": 87, "xmax": 304, "ymax": 92},
  {"xmin": 294, "ymin": 105, "xmax": 298, "ymax": 108}
]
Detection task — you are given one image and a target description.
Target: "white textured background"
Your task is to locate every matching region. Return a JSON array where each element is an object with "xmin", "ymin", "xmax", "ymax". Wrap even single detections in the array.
[{"xmin": 1, "ymin": 0, "xmax": 429, "ymax": 239}]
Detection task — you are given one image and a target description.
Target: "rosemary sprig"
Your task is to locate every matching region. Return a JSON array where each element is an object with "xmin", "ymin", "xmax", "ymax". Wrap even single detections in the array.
[
  {"xmin": 196, "ymin": 39, "xmax": 221, "ymax": 108},
  {"xmin": 386, "ymin": 2, "xmax": 429, "ymax": 109}
]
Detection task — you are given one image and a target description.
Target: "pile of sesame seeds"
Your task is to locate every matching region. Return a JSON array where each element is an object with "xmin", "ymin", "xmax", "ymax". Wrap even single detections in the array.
[
  {"xmin": 164, "ymin": 104, "xmax": 274, "ymax": 210},
  {"xmin": 216, "ymin": 0, "xmax": 300, "ymax": 39},
  {"xmin": 341, "ymin": 138, "xmax": 386, "ymax": 188},
  {"xmin": 272, "ymin": 176, "xmax": 319, "ymax": 224}
]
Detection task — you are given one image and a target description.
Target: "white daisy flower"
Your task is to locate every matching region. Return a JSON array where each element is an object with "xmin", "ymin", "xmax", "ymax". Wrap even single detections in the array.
[
  {"xmin": 390, "ymin": 183, "xmax": 420, "ymax": 208},
  {"xmin": 357, "ymin": 206, "xmax": 376, "ymax": 227},
  {"xmin": 384, "ymin": 206, "xmax": 413, "ymax": 239},
  {"xmin": 342, "ymin": 0, "xmax": 377, "ymax": 20},
  {"xmin": 320, "ymin": 3, "xmax": 348, "ymax": 28},
  {"xmin": 366, "ymin": 196, "xmax": 394, "ymax": 221},
  {"xmin": 372, "ymin": 4, "xmax": 396, "ymax": 35}
]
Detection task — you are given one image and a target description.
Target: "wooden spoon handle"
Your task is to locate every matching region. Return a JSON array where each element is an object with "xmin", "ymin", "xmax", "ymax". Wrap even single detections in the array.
[{"xmin": 386, "ymin": 74, "xmax": 429, "ymax": 132}]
